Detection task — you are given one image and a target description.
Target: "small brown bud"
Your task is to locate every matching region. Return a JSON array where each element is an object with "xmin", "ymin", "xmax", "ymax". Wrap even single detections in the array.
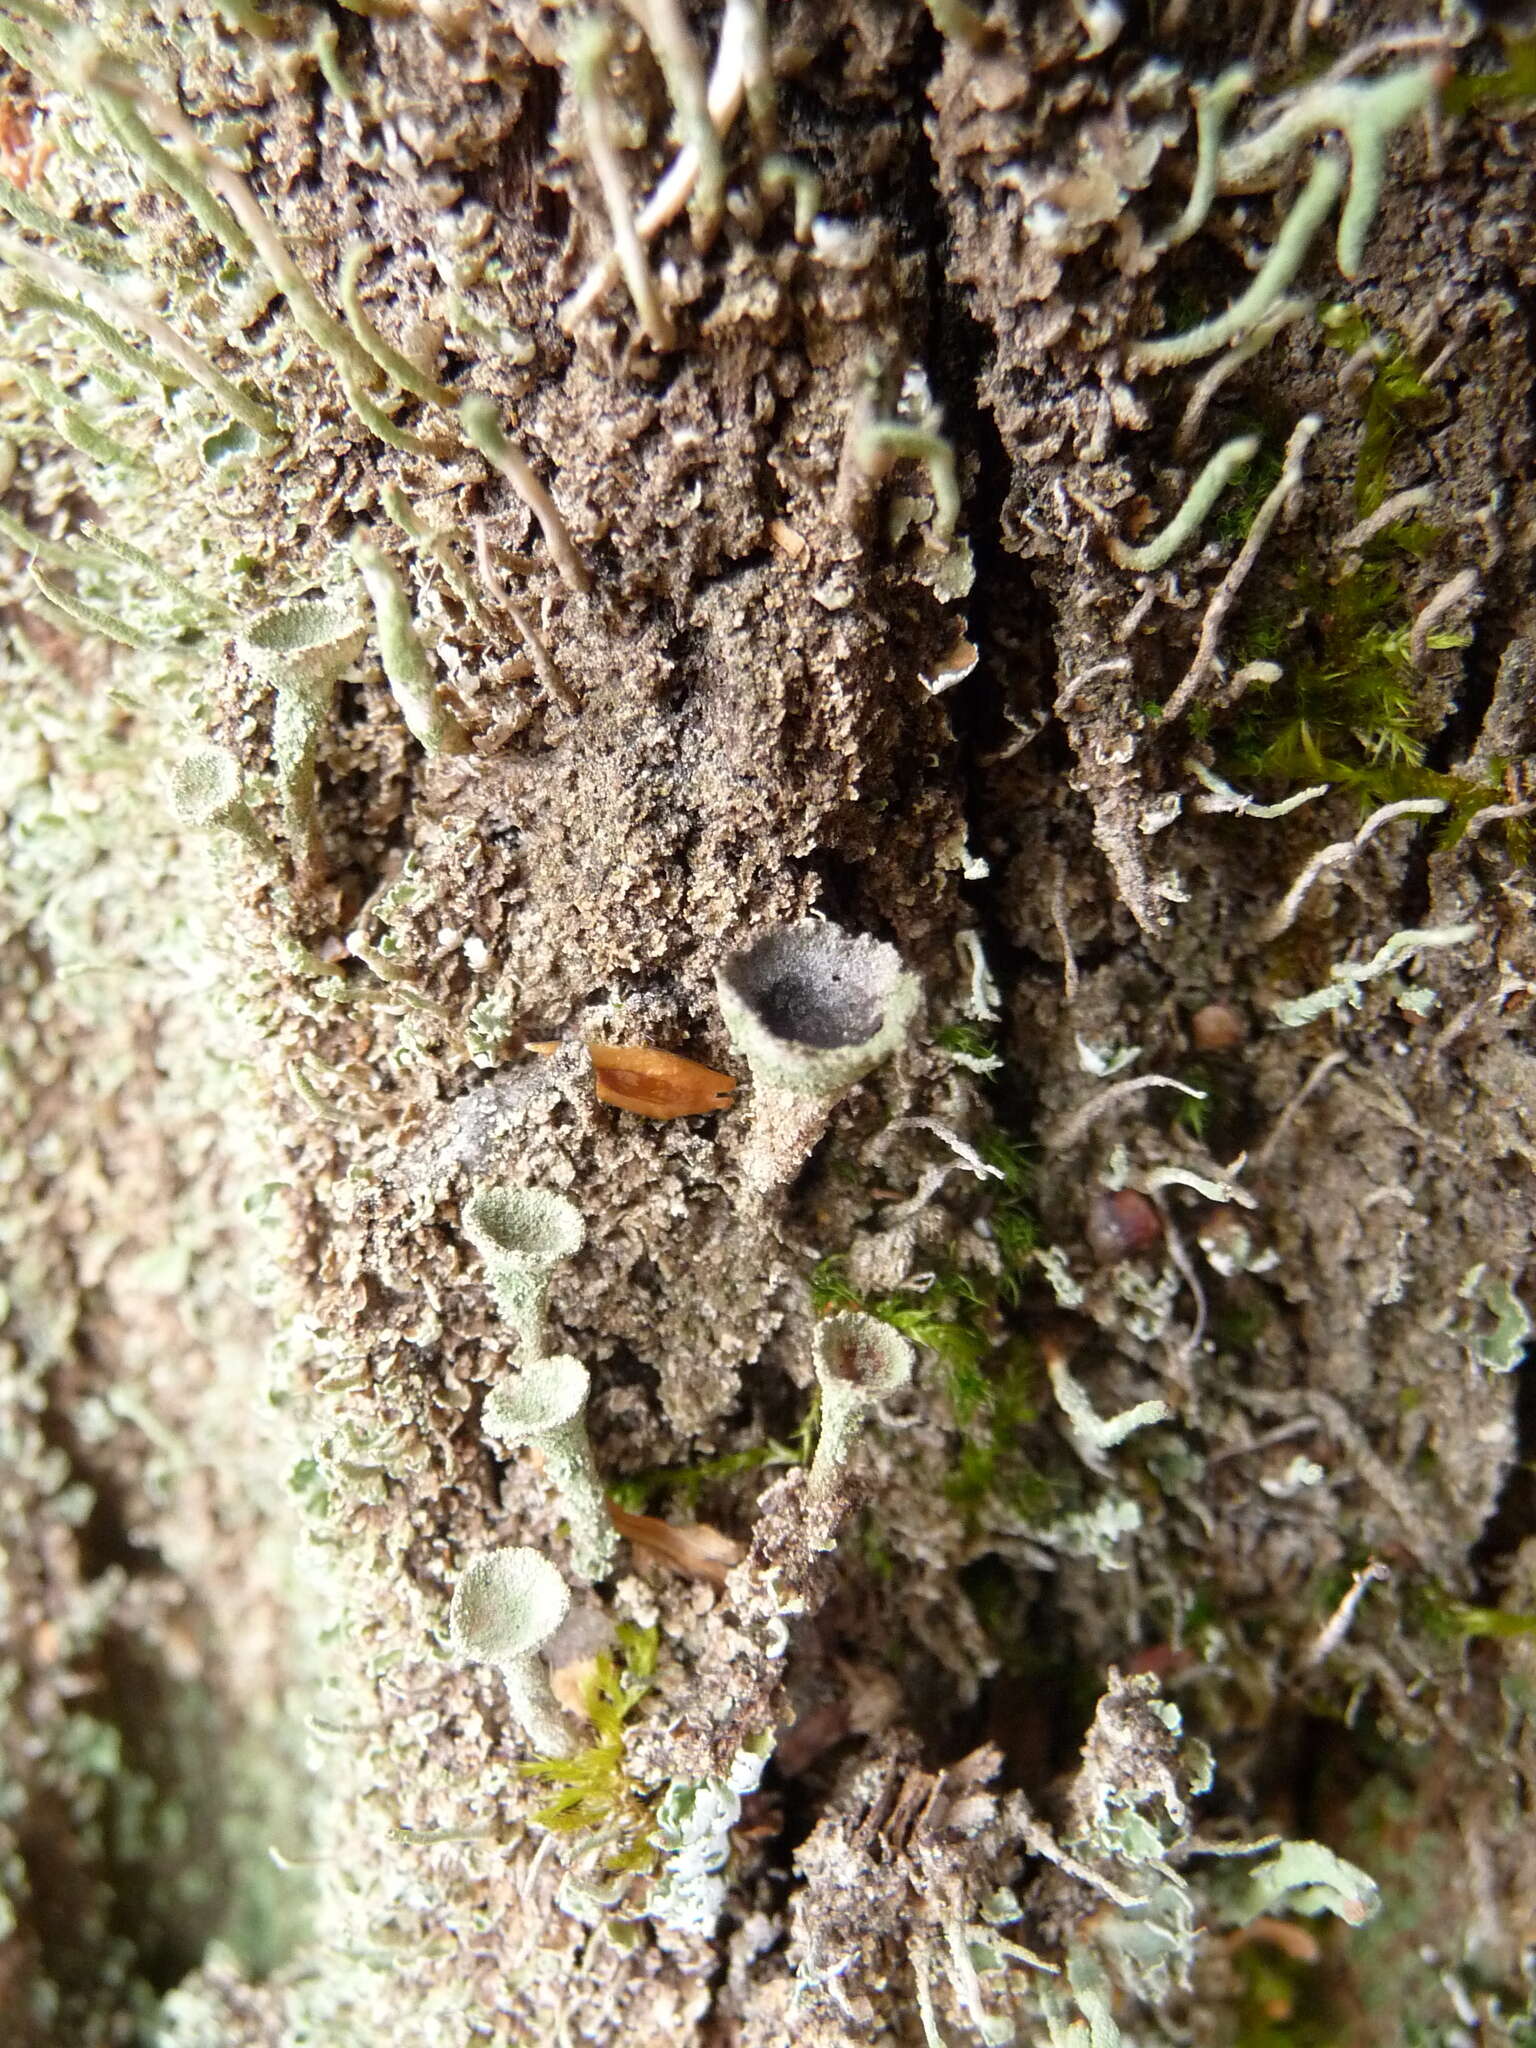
[
  {"xmin": 1190, "ymin": 1001, "xmax": 1247, "ymax": 1053},
  {"xmin": 1085, "ymin": 1189, "xmax": 1164, "ymax": 1266}
]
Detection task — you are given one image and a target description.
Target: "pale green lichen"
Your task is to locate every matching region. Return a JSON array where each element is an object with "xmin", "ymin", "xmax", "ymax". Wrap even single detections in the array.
[
  {"xmin": 1455, "ymin": 1266, "xmax": 1532, "ymax": 1374},
  {"xmin": 1162, "ymin": 62, "xmax": 1253, "ymax": 248},
  {"xmin": 459, "ymin": 394, "xmax": 591, "ymax": 596},
  {"xmin": 1218, "ymin": 61, "xmax": 1443, "ymax": 277},
  {"xmin": 566, "ymin": 15, "xmax": 678, "ymax": 352},
  {"xmin": 337, "ymin": 242, "xmax": 456, "ymax": 407},
  {"xmin": 349, "ymin": 531, "xmax": 471, "ymax": 757},
  {"xmin": 166, "ymin": 743, "xmax": 276, "ymax": 864},
  {"xmin": 806, "ymin": 1311, "xmax": 914, "ymax": 1529},
  {"xmin": 482, "ymin": 1354, "xmax": 617, "ymax": 1581},
  {"xmin": 1271, "ymin": 923, "xmax": 1477, "ymax": 1027},
  {"xmin": 461, "ymin": 1184, "xmax": 586, "ymax": 1359},
  {"xmin": 448, "ymin": 1548, "xmax": 576, "ymax": 1758},
  {"xmin": 855, "ymin": 418, "xmax": 962, "ymax": 548},
  {"xmin": 1133, "ymin": 151, "xmax": 1345, "ymax": 370},
  {"xmin": 1106, "ymin": 433, "xmax": 1259, "ymax": 571},
  {"xmin": 1046, "ymin": 1351, "xmax": 1170, "ymax": 1473}
]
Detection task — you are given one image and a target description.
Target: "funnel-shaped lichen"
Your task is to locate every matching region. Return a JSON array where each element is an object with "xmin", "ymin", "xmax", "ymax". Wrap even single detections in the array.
[
  {"xmin": 715, "ymin": 920, "xmax": 920, "ymax": 1189},
  {"xmin": 235, "ymin": 594, "xmax": 367, "ymax": 875},
  {"xmin": 167, "ymin": 743, "xmax": 276, "ymax": 864},
  {"xmin": 462, "ymin": 1184, "xmax": 585, "ymax": 1358},
  {"xmin": 483, "ymin": 1354, "xmax": 616, "ymax": 1582},
  {"xmin": 448, "ymin": 1547, "xmax": 575, "ymax": 1757},
  {"xmin": 236, "ymin": 594, "xmax": 368, "ymax": 686},
  {"xmin": 806, "ymin": 1311, "xmax": 914, "ymax": 1539}
]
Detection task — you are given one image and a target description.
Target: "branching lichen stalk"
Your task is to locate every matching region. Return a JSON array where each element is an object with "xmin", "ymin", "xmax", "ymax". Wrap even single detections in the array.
[
  {"xmin": 1132, "ymin": 150, "xmax": 1345, "ymax": 370},
  {"xmin": 1107, "ymin": 433, "xmax": 1259, "ymax": 573},
  {"xmin": 636, "ymin": 0, "xmax": 726, "ymax": 245},
  {"xmin": 459, "ymin": 395, "xmax": 591, "ymax": 597},
  {"xmin": 567, "ymin": 17, "xmax": 678, "ymax": 352},
  {"xmin": 350, "ymin": 531, "xmax": 471, "ymax": 757}
]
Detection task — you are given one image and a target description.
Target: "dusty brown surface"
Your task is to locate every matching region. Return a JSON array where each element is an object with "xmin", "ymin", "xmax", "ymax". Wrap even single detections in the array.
[{"xmin": 1, "ymin": 1, "xmax": 1534, "ymax": 2043}]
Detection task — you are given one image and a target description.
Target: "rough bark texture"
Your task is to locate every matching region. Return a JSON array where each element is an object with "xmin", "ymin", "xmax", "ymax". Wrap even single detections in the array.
[{"xmin": 1, "ymin": 2, "xmax": 1534, "ymax": 2044}]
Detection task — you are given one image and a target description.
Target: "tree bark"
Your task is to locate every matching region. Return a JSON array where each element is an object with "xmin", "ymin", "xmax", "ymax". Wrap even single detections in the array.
[{"xmin": 1, "ymin": 2, "xmax": 1534, "ymax": 2043}]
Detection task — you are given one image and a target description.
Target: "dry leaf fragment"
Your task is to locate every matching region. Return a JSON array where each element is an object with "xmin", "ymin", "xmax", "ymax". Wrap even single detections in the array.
[{"xmin": 607, "ymin": 1502, "xmax": 745, "ymax": 1587}]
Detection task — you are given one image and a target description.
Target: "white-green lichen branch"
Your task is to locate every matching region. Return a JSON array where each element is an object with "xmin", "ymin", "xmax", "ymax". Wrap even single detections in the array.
[
  {"xmin": 349, "ymin": 531, "xmax": 471, "ymax": 757},
  {"xmin": 1160, "ymin": 412, "xmax": 1322, "ymax": 721},
  {"xmin": 566, "ymin": 16, "xmax": 678, "ymax": 352},
  {"xmin": 1218, "ymin": 60, "xmax": 1443, "ymax": 277},
  {"xmin": 1162, "ymin": 63, "xmax": 1254, "ymax": 249},
  {"xmin": 1132, "ymin": 150, "xmax": 1345, "ymax": 371},
  {"xmin": 1106, "ymin": 433, "xmax": 1259, "ymax": 573},
  {"xmin": 459, "ymin": 395, "xmax": 591, "ymax": 597},
  {"xmin": 1271, "ymin": 924, "xmax": 1478, "ymax": 1028}
]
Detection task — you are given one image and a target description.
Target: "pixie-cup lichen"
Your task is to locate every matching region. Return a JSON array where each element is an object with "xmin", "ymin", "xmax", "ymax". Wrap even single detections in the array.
[
  {"xmin": 166, "ymin": 742, "xmax": 276, "ymax": 865},
  {"xmin": 448, "ymin": 1547, "xmax": 576, "ymax": 1758},
  {"xmin": 483, "ymin": 1354, "xmax": 617, "ymax": 1583},
  {"xmin": 715, "ymin": 919, "xmax": 921, "ymax": 1190},
  {"xmin": 806, "ymin": 1311, "xmax": 915, "ymax": 1540},
  {"xmin": 462, "ymin": 1184, "xmax": 586, "ymax": 1358},
  {"xmin": 234, "ymin": 593, "xmax": 367, "ymax": 874}
]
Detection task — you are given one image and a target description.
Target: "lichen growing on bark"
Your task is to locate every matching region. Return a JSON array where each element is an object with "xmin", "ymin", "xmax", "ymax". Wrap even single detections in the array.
[{"xmin": 2, "ymin": 2, "xmax": 1535, "ymax": 2044}]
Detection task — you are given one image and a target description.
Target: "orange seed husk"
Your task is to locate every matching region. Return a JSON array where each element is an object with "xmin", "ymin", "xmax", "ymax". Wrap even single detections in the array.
[
  {"xmin": 529, "ymin": 1041, "xmax": 736, "ymax": 1117},
  {"xmin": 588, "ymin": 1042, "xmax": 735, "ymax": 1118}
]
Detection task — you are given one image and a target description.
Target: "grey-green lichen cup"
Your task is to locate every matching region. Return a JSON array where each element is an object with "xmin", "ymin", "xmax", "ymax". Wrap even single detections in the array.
[
  {"xmin": 235, "ymin": 592, "xmax": 367, "ymax": 873},
  {"xmin": 806, "ymin": 1311, "xmax": 915, "ymax": 1544},
  {"xmin": 448, "ymin": 1546, "xmax": 575, "ymax": 1757},
  {"xmin": 483, "ymin": 1354, "xmax": 616, "ymax": 1583},
  {"xmin": 462, "ymin": 1184, "xmax": 585, "ymax": 1358}
]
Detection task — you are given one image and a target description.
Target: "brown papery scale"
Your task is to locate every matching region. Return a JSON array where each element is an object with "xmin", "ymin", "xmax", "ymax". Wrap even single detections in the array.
[
  {"xmin": 1086, "ymin": 1189, "xmax": 1164, "ymax": 1266},
  {"xmin": 529, "ymin": 1042, "xmax": 736, "ymax": 1119}
]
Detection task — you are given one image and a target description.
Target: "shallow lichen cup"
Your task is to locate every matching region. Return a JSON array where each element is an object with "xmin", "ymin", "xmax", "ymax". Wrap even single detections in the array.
[
  {"xmin": 483, "ymin": 1354, "xmax": 617, "ymax": 1582},
  {"xmin": 448, "ymin": 1546, "xmax": 575, "ymax": 1756},
  {"xmin": 805, "ymin": 1312, "xmax": 915, "ymax": 1545},
  {"xmin": 462, "ymin": 1185, "xmax": 585, "ymax": 1357},
  {"xmin": 167, "ymin": 742, "xmax": 276, "ymax": 863},
  {"xmin": 234, "ymin": 593, "xmax": 367, "ymax": 685}
]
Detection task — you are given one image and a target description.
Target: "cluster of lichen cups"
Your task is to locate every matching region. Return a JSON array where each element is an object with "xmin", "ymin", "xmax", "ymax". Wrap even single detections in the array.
[
  {"xmin": 451, "ymin": 919, "xmax": 922, "ymax": 1754},
  {"xmin": 449, "ymin": 1303, "xmax": 915, "ymax": 1753},
  {"xmin": 461, "ymin": 1184, "xmax": 617, "ymax": 1586}
]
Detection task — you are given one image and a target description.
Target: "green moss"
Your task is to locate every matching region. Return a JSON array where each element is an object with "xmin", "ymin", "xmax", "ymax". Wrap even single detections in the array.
[
  {"xmin": 1170, "ymin": 1063, "xmax": 1215, "ymax": 1141},
  {"xmin": 520, "ymin": 1625, "xmax": 660, "ymax": 1872},
  {"xmin": 813, "ymin": 1257, "xmax": 1063, "ymax": 1524},
  {"xmin": 933, "ymin": 1020, "xmax": 1000, "ymax": 1067},
  {"xmin": 607, "ymin": 1417, "xmax": 813, "ymax": 1517},
  {"xmin": 1233, "ymin": 1942, "xmax": 1338, "ymax": 2047},
  {"xmin": 810, "ymin": 1118, "xmax": 1053, "ymax": 1522},
  {"xmin": 1320, "ymin": 308, "xmax": 1438, "ymax": 516},
  {"xmin": 857, "ymin": 1510, "xmax": 896, "ymax": 1581},
  {"xmin": 1443, "ymin": 33, "xmax": 1536, "ymax": 116},
  {"xmin": 1408, "ymin": 1583, "xmax": 1536, "ymax": 1645},
  {"xmin": 1211, "ymin": 437, "xmax": 1286, "ymax": 546},
  {"xmin": 1213, "ymin": 1298, "xmax": 1269, "ymax": 1353},
  {"xmin": 1220, "ymin": 526, "xmax": 1507, "ymax": 829}
]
